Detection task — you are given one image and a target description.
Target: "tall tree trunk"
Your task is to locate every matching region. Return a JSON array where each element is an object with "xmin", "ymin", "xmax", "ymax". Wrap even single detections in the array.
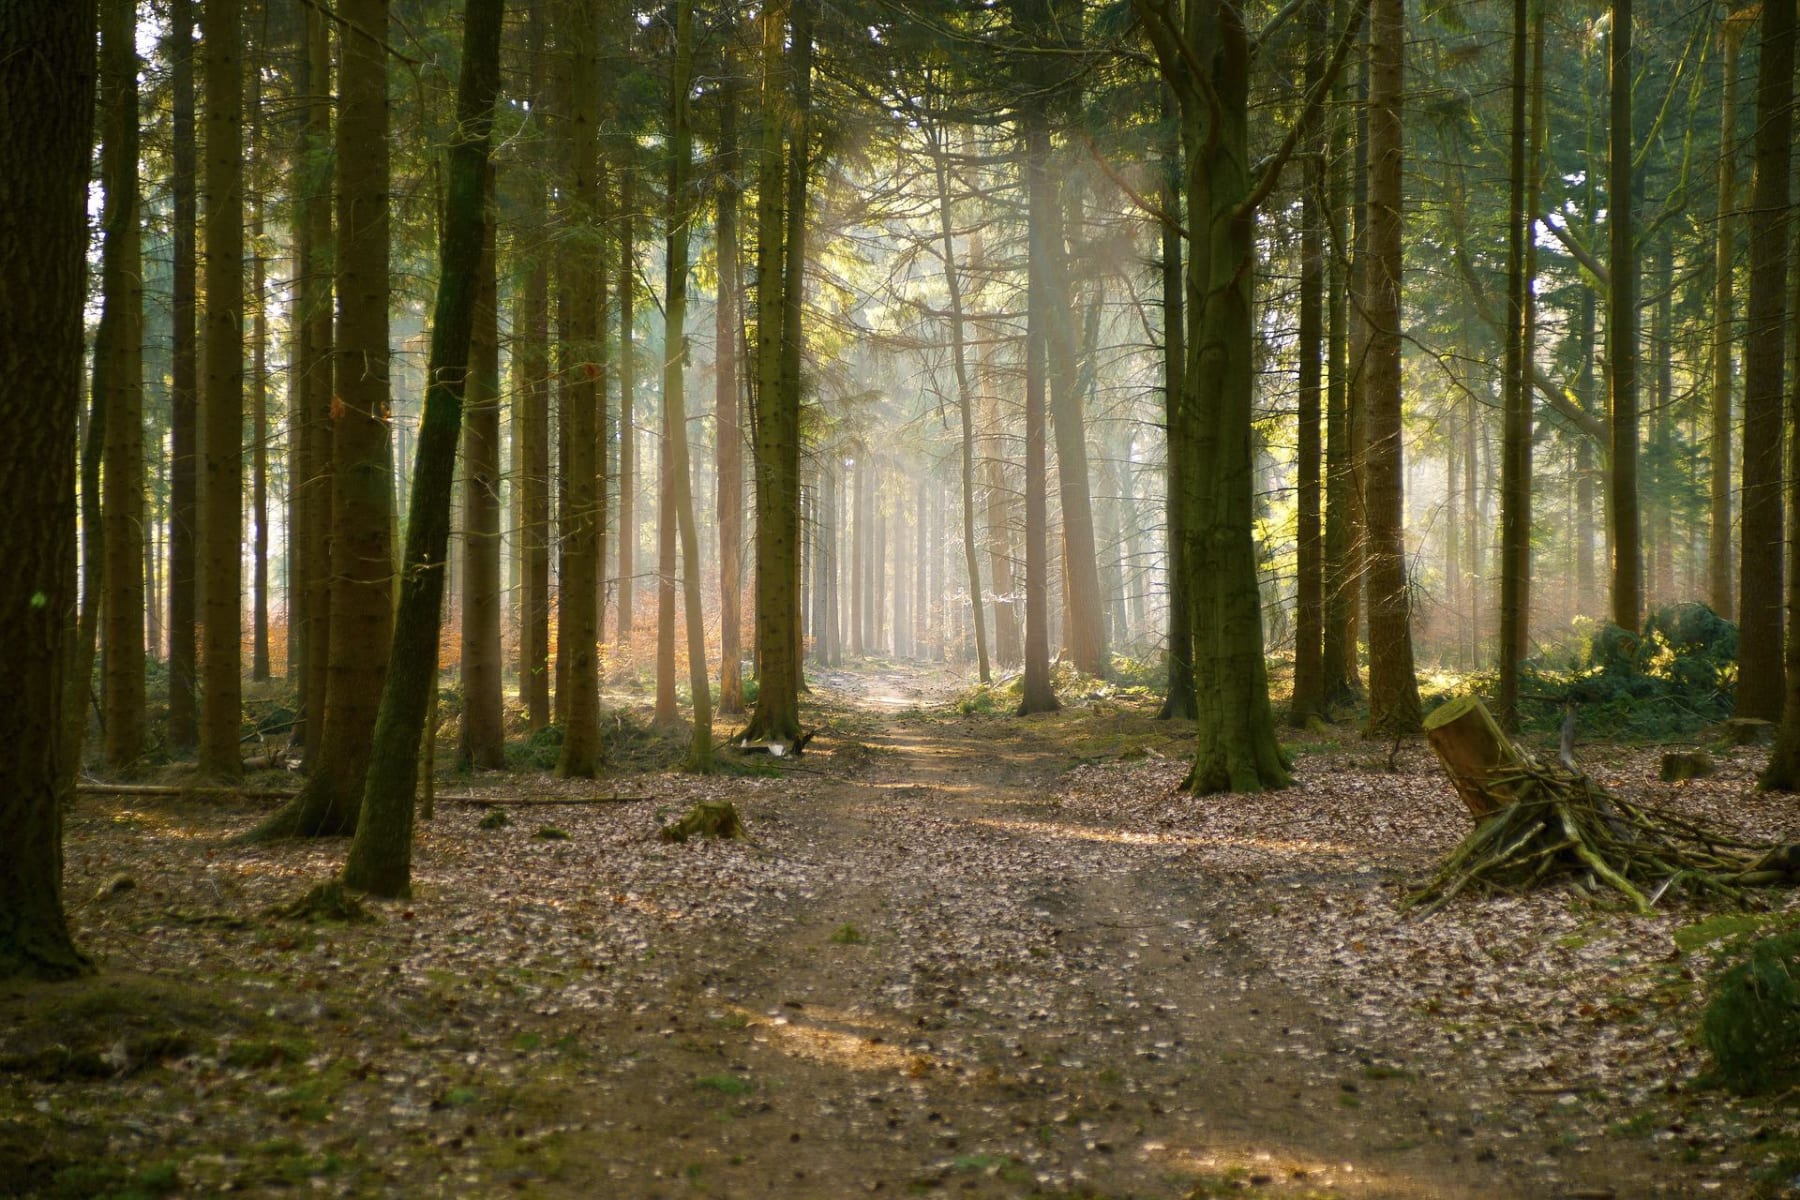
[
  {"xmin": 1736, "ymin": 0, "xmax": 1791, "ymax": 718},
  {"xmin": 1362, "ymin": 0, "xmax": 1420, "ymax": 737},
  {"xmin": 167, "ymin": 0, "xmax": 200, "ymax": 754},
  {"xmin": 294, "ymin": 6, "xmax": 333, "ymax": 763},
  {"xmin": 250, "ymin": 58, "xmax": 270, "ymax": 686},
  {"xmin": 1709, "ymin": 15, "xmax": 1741, "ymax": 621},
  {"xmin": 929, "ymin": 126, "xmax": 991, "ymax": 683},
  {"xmin": 1761, "ymin": 219, "xmax": 1800, "ymax": 788},
  {"xmin": 1321, "ymin": 49, "xmax": 1354, "ymax": 702},
  {"xmin": 744, "ymin": 0, "xmax": 805, "ymax": 744},
  {"xmin": 715, "ymin": 79, "xmax": 745, "ymax": 714},
  {"xmin": 1018, "ymin": 102, "xmax": 1059, "ymax": 716},
  {"xmin": 1496, "ymin": 0, "xmax": 1531, "ymax": 729},
  {"xmin": 1606, "ymin": 0, "xmax": 1641, "ymax": 635},
  {"xmin": 1289, "ymin": 0, "xmax": 1327, "ymax": 726},
  {"xmin": 239, "ymin": 0, "xmax": 393, "ymax": 839},
  {"xmin": 0, "ymin": 0, "xmax": 95, "ymax": 982},
  {"xmin": 100, "ymin": 0, "xmax": 145, "ymax": 769},
  {"xmin": 517, "ymin": 0, "xmax": 550, "ymax": 731},
  {"xmin": 343, "ymin": 0, "xmax": 503, "ymax": 896},
  {"xmin": 460, "ymin": 166, "xmax": 504, "ymax": 769},
  {"xmin": 617, "ymin": 148, "xmax": 637, "ymax": 641},
  {"xmin": 555, "ymin": 0, "xmax": 603, "ymax": 776},
  {"xmin": 198, "ymin": 0, "xmax": 246, "ymax": 779}
]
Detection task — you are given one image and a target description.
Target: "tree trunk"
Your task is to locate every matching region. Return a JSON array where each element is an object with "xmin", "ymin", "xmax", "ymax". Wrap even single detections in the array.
[
  {"xmin": 250, "ymin": 58, "xmax": 270, "ymax": 686},
  {"xmin": 618, "ymin": 147, "xmax": 637, "ymax": 641},
  {"xmin": 1321, "ymin": 30, "xmax": 1355, "ymax": 703},
  {"xmin": 198, "ymin": 0, "xmax": 246, "ymax": 779},
  {"xmin": 715, "ymin": 79, "xmax": 745, "ymax": 714},
  {"xmin": 294, "ymin": 5, "xmax": 333, "ymax": 763},
  {"xmin": 167, "ymin": 0, "xmax": 200, "ymax": 754},
  {"xmin": 1362, "ymin": 0, "xmax": 1420, "ymax": 738},
  {"xmin": 1496, "ymin": 0, "xmax": 1531, "ymax": 728},
  {"xmin": 744, "ymin": 0, "xmax": 805, "ymax": 745},
  {"xmin": 555, "ymin": 0, "xmax": 603, "ymax": 776},
  {"xmin": 343, "ymin": 0, "xmax": 504, "ymax": 897},
  {"xmin": 0, "ymin": 0, "xmax": 94, "ymax": 982},
  {"xmin": 1606, "ymin": 0, "xmax": 1641, "ymax": 635},
  {"xmin": 1289, "ymin": 0, "xmax": 1327, "ymax": 727},
  {"xmin": 1018, "ymin": 102, "xmax": 1060, "ymax": 716},
  {"xmin": 1736, "ymin": 0, "xmax": 1791, "ymax": 718},
  {"xmin": 460, "ymin": 166, "xmax": 504, "ymax": 769},
  {"xmin": 516, "ymin": 0, "xmax": 550, "ymax": 731},
  {"xmin": 100, "ymin": 0, "xmax": 145, "ymax": 770},
  {"xmin": 238, "ymin": 0, "xmax": 393, "ymax": 840},
  {"xmin": 1710, "ymin": 17, "xmax": 1741, "ymax": 621}
]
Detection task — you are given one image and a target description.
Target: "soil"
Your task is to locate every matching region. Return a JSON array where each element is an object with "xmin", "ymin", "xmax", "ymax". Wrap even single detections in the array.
[{"xmin": 5, "ymin": 663, "xmax": 1796, "ymax": 1198}]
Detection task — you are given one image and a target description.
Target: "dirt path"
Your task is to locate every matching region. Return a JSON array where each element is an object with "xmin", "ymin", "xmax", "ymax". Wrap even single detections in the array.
[
  {"xmin": 11, "ymin": 665, "xmax": 1758, "ymax": 1198},
  {"xmin": 526, "ymin": 670, "xmax": 1642, "ymax": 1198}
]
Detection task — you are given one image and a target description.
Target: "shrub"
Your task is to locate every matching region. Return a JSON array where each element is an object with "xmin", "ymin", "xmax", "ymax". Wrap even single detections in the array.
[{"xmin": 1702, "ymin": 929, "xmax": 1800, "ymax": 1095}]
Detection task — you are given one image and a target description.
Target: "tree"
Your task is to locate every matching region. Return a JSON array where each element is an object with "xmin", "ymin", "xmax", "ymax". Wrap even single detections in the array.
[
  {"xmin": 99, "ymin": 0, "xmax": 146, "ymax": 769},
  {"xmin": 1157, "ymin": 88, "xmax": 1195, "ymax": 721},
  {"xmin": 166, "ymin": 0, "xmax": 200, "ymax": 755},
  {"xmin": 343, "ymin": 0, "xmax": 504, "ymax": 898},
  {"xmin": 1606, "ymin": 0, "xmax": 1640, "ymax": 636},
  {"xmin": 0, "ymin": 0, "xmax": 95, "ymax": 980},
  {"xmin": 1135, "ymin": 0, "xmax": 1364, "ymax": 787},
  {"xmin": 516, "ymin": 0, "xmax": 551, "ymax": 731},
  {"xmin": 1288, "ymin": 0, "xmax": 1328, "ymax": 728},
  {"xmin": 660, "ymin": 0, "xmax": 715, "ymax": 769},
  {"xmin": 715, "ymin": 70, "xmax": 747, "ymax": 714},
  {"xmin": 460, "ymin": 166, "xmax": 504, "ymax": 770},
  {"xmin": 239, "ymin": 0, "xmax": 394, "ymax": 840},
  {"xmin": 554, "ymin": 0, "xmax": 603, "ymax": 777},
  {"xmin": 1736, "ymin": 0, "xmax": 1791, "ymax": 719},
  {"xmin": 1707, "ymin": 11, "xmax": 1743, "ymax": 622},
  {"xmin": 199, "ymin": 0, "xmax": 246, "ymax": 780},
  {"xmin": 744, "ymin": 0, "xmax": 808, "ymax": 746},
  {"xmin": 1495, "ymin": 0, "xmax": 1532, "ymax": 729},
  {"xmin": 1361, "ymin": 0, "xmax": 1420, "ymax": 738}
]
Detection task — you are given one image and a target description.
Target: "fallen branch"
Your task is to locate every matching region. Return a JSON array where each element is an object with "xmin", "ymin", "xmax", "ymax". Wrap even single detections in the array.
[
  {"xmin": 1409, "ymin": 697, "xmax": 1800, "ymax": 916},
  {"xmin": 76, "ymin": 783, "xmax": 653, "ymax": 807}
]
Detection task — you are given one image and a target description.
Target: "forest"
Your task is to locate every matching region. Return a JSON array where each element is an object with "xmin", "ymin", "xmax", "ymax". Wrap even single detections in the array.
[{"xmin": 4, "ymin": 0, "xmax": 1800, "ymax": 1193}]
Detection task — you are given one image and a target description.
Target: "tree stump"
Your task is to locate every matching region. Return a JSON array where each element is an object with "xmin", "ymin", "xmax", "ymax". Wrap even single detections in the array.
[
  {"xmin": 1722, "ymin": 718, "xmax": 1775, "ymax": 746},
  {"xmin": 1422, "ymin": 696, "xmax": 1526, "ymax": 820},
  {"xmin": 1660, "ymin": 750, "xmax": 1715, "ymax": 782}
]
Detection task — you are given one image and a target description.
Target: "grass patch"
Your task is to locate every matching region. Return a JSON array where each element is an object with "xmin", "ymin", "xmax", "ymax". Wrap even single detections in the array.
[
  {"xmin": 829, "ymin": 923, "xmax": 865, "ymax": 945},
  {"xmin": 694, "ymin": 1072, "xmax": 753, "ymax": 1097}
]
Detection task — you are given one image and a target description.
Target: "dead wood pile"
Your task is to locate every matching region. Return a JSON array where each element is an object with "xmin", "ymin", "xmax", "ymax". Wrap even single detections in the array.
[{"xmin": 1406, "ymin": 696, "xmax": 1800, "ymax": 916}]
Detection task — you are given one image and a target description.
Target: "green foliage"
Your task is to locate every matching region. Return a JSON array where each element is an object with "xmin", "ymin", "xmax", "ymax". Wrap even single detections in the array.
[
  {"xmin": 693, "ymin": 1072, "xmax": 752, "ymax": 1096},
  {"xmin": 478, "ymin": 808, "xmax": 510, "ymax": 830},
  {"xmin": 1702, "ymin": 929, "xmax": 1800, "ymax": 1095},
  {"xmin": 829, "ymin": 923, "xmax": 865, "ymax": 944},
  {"xmin": 1515, "ymin": 606, "xmax": 1738, "ymax": 739},
  {"xmin": 505, "ymin": 724, "xmax": 564, "ymax": 770},
  {"xmin": 532, "ymin": 825, "xmax": 570, "ymax": 841}
]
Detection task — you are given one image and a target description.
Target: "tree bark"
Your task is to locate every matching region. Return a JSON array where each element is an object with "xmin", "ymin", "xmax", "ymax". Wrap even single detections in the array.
[
  {"xmin": 1736, "ymin": 0, "xmax": 1791, "ymax": 718},
  {"xmin": 0, "ymin": 0, "xmax": 96, "ymax": 981},
  {"xmin": 517, "ymin": 0, "xmax": 551, "ymax": 731},
  {"xmin": 1362, "ymin": 0, "xmax": 1421, "ymax": 738},
  {"xmin": 715, "ymin": 78, "xmax": 746, "ymax": 713},
  {"xmin": 460, "ymin": 166, "xmax": 504, "ymax": 769},
  {"xmin": 1709, "ymin": 16, "xmax": 1741, "ymax": 622},
  {"xmin": 100, "ymin": 0, "xmax": 146, "ymax": 769},
  {"xmin": 198, "ymin": 0, "xmax": 246, "ymax": 779},
  {"xmin": 744, "ymin": 0, "xmax": 806, "ymax": 745},
  {"xmin": 167, "ymin": 0, "xmax": 200, "ymax": 754},
  {"xmin": 1606, "ymin": 0, "xmax": 1641, "ymax": 635},
  {"xmin": 238, "ymin": 0, "xmax": 393, "ymax": 839},
  {"xmin": 1289, "ymin": 0, "xmax": 1327, "ymax": 727},
  {"xmin": 342, "ymin": 0, "xmax": 503, "ymax": 898},
  {"xmin": 617, "ymin": 146, "xmax": 637, "ymax": 641},
  {"xmin": 555, "ymin": 0, "xmax": 603, "ymax": 776},
  {"xmin": 1496, "ymin": 0, "xmax": 1531, "ymax": 729},
  {"xmin": 1018, "ymin": 102, "xmax": 1060, "ymax": 716}
]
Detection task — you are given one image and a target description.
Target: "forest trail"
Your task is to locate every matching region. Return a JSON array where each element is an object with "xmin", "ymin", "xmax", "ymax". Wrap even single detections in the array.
[
  {"xmin": 12, "ymin": 663, "xmax": 1745, "ymax": 1198},
  {"xmin": 534, "ymin": 666, "xmax": 1640, "ymax": 1199}
]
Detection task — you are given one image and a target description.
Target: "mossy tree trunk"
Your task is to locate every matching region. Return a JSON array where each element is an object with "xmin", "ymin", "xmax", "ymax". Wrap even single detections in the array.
[
  {"xmin": 166, "ymin": 0, "xmax": 200, "ymax": 755},
  {"xmin": 0, "ymin": 0, "xmax": 95, "ymax": 981},
  {"xmin": 715, "ymin": 82, "xmax": 746, "ymax": 713},
  {"xmin": 342, "ymin": 0, "xmax": 503, "ymax": 898}
]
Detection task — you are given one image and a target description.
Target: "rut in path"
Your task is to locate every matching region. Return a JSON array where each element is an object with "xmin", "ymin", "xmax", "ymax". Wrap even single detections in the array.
[{"xmin": 552, "ymin": 669, "xmax": 1584, "ymax": 1199}]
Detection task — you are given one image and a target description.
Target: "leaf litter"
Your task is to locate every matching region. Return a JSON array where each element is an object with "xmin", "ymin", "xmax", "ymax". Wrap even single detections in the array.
[{"xmin": 5, "ymin": 671, "xmax": 1797, "ymax": 1198}]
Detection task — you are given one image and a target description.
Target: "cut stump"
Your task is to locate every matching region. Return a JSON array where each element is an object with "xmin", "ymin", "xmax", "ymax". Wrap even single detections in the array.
[{"xmin": 1422, "ymin": 695, "xmax": 1523, "ymax": 818}]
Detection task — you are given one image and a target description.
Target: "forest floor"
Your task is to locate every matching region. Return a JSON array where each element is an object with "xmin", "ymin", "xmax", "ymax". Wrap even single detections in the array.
[{"xmin": 7, "ymin": 662, "xmax": 1800, "ymax": 1199}]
